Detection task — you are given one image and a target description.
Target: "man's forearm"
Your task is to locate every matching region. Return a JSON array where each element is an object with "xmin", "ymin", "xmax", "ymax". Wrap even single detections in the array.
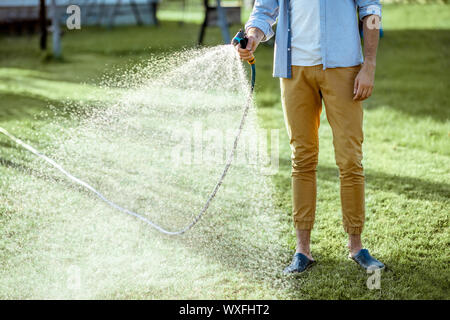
[
  {"xmin": 362, "ymin": 15, "xmax": 380, "ymax": 67},
  {"xmin": 353, "ymin": 14, "xmax": 381, "ymax": 100}
]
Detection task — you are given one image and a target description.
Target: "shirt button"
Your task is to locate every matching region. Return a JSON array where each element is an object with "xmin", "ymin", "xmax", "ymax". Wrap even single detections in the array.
[{"xmin": 288, "ymin": 48, "xmax": 291, "ymax": 51}]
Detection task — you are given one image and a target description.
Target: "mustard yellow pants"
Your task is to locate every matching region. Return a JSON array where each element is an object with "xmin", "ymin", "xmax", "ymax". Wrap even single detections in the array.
[{"xmin": 280, "ymin": 65, "xmax": 365, "ymax": 235}]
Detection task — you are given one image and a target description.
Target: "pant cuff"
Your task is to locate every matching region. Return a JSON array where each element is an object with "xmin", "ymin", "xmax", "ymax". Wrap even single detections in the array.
[
  {"xmin": 294, "ymin": 221, "xmax": 314, "ymax": 230},
  {"xmin": 344, "ymin": 226, "xmax": 363, "ymax": 235}
]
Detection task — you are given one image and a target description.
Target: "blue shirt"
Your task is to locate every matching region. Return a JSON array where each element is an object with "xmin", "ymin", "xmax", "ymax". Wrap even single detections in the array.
[{"xmin": 245, "ymin": 0, "xmax": 382, "ymax": 78}]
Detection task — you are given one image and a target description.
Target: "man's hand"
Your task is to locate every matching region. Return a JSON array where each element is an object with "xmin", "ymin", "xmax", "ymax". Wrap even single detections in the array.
[
  {"xmin": 233, "ymin": 27, "xmax": 264, "ymax": 61},
  {"xmin": 353, "ymin": 61, "xmax": 376, "ymax": 101}
]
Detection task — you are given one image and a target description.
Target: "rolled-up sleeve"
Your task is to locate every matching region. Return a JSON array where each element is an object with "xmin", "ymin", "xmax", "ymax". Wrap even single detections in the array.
[
  {"xmin": 245, "ymin": 0, "xmax": 280, "ymax": 41},
  {"xmin": 356, "ymin": 0, "xmax": 382, "ymax": 20}
]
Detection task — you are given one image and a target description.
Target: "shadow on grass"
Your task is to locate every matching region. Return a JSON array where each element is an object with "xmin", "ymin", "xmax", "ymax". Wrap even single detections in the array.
[
  {"xmin": 366, "ymin": 29, "xmax": 450, "ymax": 122},
  {"xmin": 0, "ymin": 93, "xmax": 54, "ymax": 122},
  {"xmin": 318, "ymin": 164, "xmax": 450, "ymax": 203},
  {"xmin": 0, "ymin": 92, "xmax": 102, "ymax": 129},
  {"xmin": 0, "ymin": 156, "xmax": 85, "ymax": 194},
  {"xmin": 276, "ymin": 158, "xmax": 449, "ymax": 203}
]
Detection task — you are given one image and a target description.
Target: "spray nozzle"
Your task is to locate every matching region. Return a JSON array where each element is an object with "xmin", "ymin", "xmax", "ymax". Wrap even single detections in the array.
[
  {"xmin": 232, "ymin": 29, "xmax": 248, "ymax": 49},
  {"xmin": 232, "ymin": 29, "xmax": 256, "ymax": 65}
]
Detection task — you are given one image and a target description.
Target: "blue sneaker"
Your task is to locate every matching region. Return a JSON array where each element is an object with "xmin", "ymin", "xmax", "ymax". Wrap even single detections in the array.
[
  {"xmin": 351, "ymin": 249, "xmax": 385, "ymax": 271},
  {"xmin": 283, "ymin": 253, "xmax": 315, "ymax": 274}
]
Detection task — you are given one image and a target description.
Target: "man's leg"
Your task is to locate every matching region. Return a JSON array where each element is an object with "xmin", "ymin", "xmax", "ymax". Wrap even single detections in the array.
[
  {"xmin": 318, "ymin": 65, "xmax": 366, "ymax": 255},
  {"xmin": 319, "ymin": 66, "xmax": 385, "ymax": 270},
  {"xmin": 280, "ymin": 65, "xmax": 322, "ymax": 261}
]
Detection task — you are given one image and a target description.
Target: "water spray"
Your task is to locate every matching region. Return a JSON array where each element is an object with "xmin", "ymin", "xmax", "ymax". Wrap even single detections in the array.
[{"xmin": 0, "ymin": 32, "xmax": 256, "ymax": 236}]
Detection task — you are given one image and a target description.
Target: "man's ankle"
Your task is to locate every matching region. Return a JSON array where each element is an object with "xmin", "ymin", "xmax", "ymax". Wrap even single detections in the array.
[
  {"xmin": 295, "ymin": 247, "xmax": 313, "ymax": 260},
  {"xmin": 349, "ymin": 246, "xmax": 362, "ymax": 257},
  {"xmin": 295, "ymin": 229, "xmax": 313, "ymax": 259},
  {"xmin": 348, "ymin": 234, "xmax": 363, "ymax": 257}
]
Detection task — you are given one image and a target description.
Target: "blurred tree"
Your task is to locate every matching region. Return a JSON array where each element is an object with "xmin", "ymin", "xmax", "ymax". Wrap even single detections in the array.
[
  {"xmin": 39, "ymin": 0, "xmax": 47, "ymax": 50},
  {"xmin": 51, "ymin": 0, "xmax": 61, "ymax": 58}
]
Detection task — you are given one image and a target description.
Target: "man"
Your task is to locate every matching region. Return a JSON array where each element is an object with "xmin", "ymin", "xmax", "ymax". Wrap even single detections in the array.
[{"xmin": 234, "ymin": 0, "xmax": 385, "ymax": 273}]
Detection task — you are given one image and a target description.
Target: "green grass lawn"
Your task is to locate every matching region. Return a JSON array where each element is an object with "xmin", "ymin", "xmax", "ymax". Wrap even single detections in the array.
[{"xmin": 0, "ymin": 4, "xmax": 449, "ymax": 299}]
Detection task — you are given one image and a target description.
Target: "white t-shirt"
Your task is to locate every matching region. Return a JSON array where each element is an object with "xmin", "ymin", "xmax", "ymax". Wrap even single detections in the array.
[{"xmin": 290, "ymin": 0, "xmax": 322, "ymax": 66}]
